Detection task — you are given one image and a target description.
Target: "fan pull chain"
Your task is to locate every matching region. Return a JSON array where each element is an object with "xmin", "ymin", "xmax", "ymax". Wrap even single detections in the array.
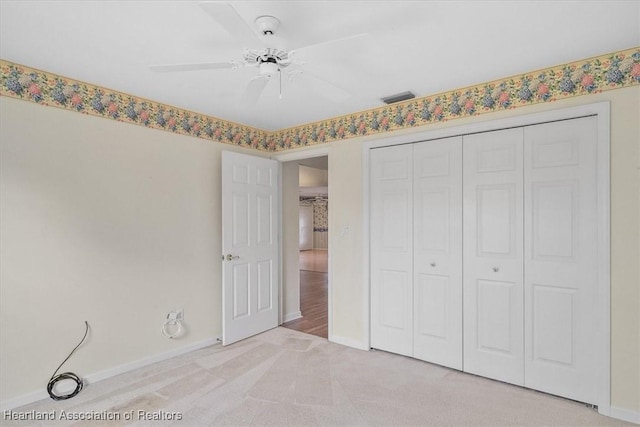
[{"xmin": 279, "ymin": 69, "xmax": 282, "ymax": 99}]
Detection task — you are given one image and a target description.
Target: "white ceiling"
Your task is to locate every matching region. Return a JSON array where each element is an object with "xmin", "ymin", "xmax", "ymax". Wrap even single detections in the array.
[
  {"xmin": 300, "ymin": 186, "xmax": 328, "ymax": 198},
  {"xmin": 1, "ymin": 1, "xmax": 639, "ymax": 131},
  {"xmin": 298, "ymin": 157, "xmax": 328, "ymax": 170}
]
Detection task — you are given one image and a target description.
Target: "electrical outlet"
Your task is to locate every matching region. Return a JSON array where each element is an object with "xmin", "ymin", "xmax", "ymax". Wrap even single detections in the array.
[{"xmin": 167, "ymin": 310, "xmax": 183, "ymax": 321}]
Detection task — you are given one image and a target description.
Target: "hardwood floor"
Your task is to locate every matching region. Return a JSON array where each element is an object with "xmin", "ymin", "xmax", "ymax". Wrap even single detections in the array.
[
  {"xmin": 299, "ymin": 249, "xmax": 328, "ymax": 272},
  {"xmin": 283, "ymin": 250, "xmax": 328, "ymax": 338}
]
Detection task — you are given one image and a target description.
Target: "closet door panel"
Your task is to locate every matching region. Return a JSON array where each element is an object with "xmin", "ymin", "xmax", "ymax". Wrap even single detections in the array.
[
  {"xmin": 413, "ymin": 137, "xmax": 463, "ymax": 369},
  {"xmin": 463, "ymin": 128, "xmax": 524, "ymax": 386},
  {"xmin": 370, "ymin": 145, "xmax": 413, "ymax": 356},
  {"xmin": 476, "ymin": 279, "xmax": 519, "ymax": 353},
  {"xmin": 524, "ymin": 117, "xmax": 598, "ymax": 404}
]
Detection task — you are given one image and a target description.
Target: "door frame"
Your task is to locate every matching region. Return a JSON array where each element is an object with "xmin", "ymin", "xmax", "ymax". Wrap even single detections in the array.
[
  {"xmin": 272, "ymin": 146, "xmax": 332, "ymax": 338},
  {"xmin": 362, "ymin": 102, "xmax": 611, "ymax": 415}
]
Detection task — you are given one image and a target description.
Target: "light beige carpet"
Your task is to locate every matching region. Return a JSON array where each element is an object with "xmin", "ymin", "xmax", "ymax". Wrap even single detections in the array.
[{"xmin": 3, "ymin": 327, "xmax": 631, "ymax": 426}]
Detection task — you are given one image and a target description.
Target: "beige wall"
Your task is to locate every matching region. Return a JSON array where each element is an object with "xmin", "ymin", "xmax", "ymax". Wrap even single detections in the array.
[
  {"xmin": 0, "ymin": 97, "xmax": 263, "ymax": 402},
  {"xmin": 1, "ymin": 85, "xmax": 639, "ymax": 413}
]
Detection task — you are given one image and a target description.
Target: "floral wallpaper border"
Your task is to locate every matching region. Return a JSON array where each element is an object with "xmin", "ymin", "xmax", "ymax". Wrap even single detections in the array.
[
  {"xmin": 0, "ymin": 61, "xmax": 270, "ymax": 150},
  {"xmin": 2, "ymin": 47, "xmax": 639, "ymax": 152}
]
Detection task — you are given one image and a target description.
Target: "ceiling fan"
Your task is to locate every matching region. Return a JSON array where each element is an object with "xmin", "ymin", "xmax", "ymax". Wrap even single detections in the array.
[{"xmin": 149, "ymin": 2, "xmax": 368, "ymax": 106}]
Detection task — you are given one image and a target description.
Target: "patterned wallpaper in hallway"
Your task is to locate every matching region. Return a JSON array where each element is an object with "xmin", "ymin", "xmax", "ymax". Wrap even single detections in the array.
[
  {"xmin": 312, "ymin": 201, "xmax": 328, "ymax": 232},
  {"xmin": 300, "ymin": 199, "xmax": 328, "ymax": 231}
]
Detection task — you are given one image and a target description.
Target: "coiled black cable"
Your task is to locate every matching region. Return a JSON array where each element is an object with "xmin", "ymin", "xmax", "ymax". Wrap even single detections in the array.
[{"xmin": 47, "ymin": 321, "xmax": 89, "ymax": 401}]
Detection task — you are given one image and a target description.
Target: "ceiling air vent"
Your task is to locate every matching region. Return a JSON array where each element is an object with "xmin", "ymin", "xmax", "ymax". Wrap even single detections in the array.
[{"xmin": 381, "ymin": 91, "xmax": 415, "ymax": 105}]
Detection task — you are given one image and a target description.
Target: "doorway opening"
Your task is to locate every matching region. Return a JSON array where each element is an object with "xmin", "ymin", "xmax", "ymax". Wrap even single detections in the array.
[{"xmin": 282, "ymin": 156, "xmax": 329, "ymax": 338}]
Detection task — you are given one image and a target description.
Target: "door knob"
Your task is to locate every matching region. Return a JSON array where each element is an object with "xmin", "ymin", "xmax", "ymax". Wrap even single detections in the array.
[
  {"xmin": 492, "ymin": 267, "xmax": 500, "ymax": 272},
  {"xmin": 225, "ymin": 254, "xmax": 239, "ymax": 261},
  {"xmin": 430, "ymin": 262, "xmax": 436, "ymax": 267}
]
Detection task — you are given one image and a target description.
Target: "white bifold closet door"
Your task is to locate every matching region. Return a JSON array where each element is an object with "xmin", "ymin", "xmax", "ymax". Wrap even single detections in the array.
[
  {"xmin": 370, "ymin": 138, "xmax": 463, "ymax": 369},
  {"xmin": 413, "ymin": 137, "xmax": 463, "ymax": 369},
  {"xmin": 370, "ymin": 144, "xmax": 413, "ymax": 357},
  {"xmin": 371, "ymin": 115, "xmax": 600, "ymax": 405},
  {"xmin": 463, "ymin": 128, "xmax": 525, "ymax": 386},
  {"xmin": 523, "ymin": 117, "xmax": 598, "ymax": 404}
]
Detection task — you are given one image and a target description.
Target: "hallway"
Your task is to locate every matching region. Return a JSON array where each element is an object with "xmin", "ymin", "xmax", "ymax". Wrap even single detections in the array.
[{"xmin": 283, "ymin": 250, "xmax": 328, "ymax": 338}]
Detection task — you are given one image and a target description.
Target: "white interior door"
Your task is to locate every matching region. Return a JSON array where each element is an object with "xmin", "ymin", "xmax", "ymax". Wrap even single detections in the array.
[
  {"xmin": 222, "ymin": 151, "xmax": 279, "ymax": 345},
  {"xmin": 370, "ymin": 144, "xmax": 413, "ymax": 356},
  {"xmin": 463, "ymin": 128, "xmax": 524, "ymax": 385},
  {"xmin": 413, "ymin": 137, "xmax": 463, "ymax": 369},
  {"xmin": 523, "ymin": 117, "xmax": 599, "ymax": 403},
  {"xmin": 299, "ymin": 205, "xmax": 313, "ymax": 250}
]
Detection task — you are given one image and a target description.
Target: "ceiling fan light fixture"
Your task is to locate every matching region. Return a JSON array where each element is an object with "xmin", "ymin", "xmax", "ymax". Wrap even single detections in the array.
[{"xmin": 260, "ymin": 61, "xmax": 279, "ymax": 77}]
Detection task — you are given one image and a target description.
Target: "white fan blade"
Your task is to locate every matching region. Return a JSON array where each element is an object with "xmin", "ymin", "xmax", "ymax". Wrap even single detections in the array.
[
  {"xmin": 240, "ymin": 76, "xmax": 269, "ymax": 107},
  {"xmin": 150, "ymin": 62, "xmax": 238, "ymax": 72},
  {"xmin": 301, "ymin": 70, "xmax": 351, "ymax": 103},
  {"xmin": 199, "ymin": 2, "xmax": 261, "ymax": 47},
  {"xmin": 289, "ymin": 33, "xmax": 369, "ymax": 57}
]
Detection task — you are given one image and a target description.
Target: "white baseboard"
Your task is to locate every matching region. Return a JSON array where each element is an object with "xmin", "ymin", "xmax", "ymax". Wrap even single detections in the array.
[
  {"xmin": 609, "ymin": 405, "xmax": 640, "ymax": 424},
  {"xmin": 283, "ymin": 311, "xmax": 302, "ymax": 322},
  {"xmin": 0, "ymin": 336, "xmax": 220, "ymax": 412},
  {"xmin": 0, "ymin": 389, "xmax": 49, "ymax": 414},
  {"xmin": 329, "ymin": 334, "xmax": 369, "ymax": 351}
]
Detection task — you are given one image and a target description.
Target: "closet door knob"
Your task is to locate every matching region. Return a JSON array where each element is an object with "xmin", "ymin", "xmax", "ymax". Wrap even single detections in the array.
[
  {"xmin": 430, "ymin": 262, "xmax": 436, "ymax": 267},
  {"xmin": 492, "ymin": 267, "xmax": 500, "ymax": 272}
]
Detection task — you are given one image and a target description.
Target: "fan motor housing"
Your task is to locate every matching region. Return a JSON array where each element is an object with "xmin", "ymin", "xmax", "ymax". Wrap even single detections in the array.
[{"xmin": 244, "ymin": 48, "xmax": 289, "ymax": 68}]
